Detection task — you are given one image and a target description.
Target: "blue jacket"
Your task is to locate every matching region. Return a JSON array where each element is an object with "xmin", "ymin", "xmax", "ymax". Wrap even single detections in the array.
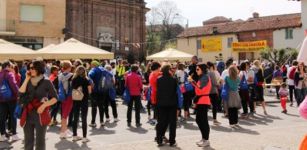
[{"xmin": 88, "ymin": 66, "xmax": 104, "ymax": 93}]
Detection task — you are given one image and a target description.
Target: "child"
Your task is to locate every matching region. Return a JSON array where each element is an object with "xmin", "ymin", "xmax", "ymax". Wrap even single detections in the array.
[{"xmin": 278, "ymin": 83, "xmax": 288, "ymax": 114}]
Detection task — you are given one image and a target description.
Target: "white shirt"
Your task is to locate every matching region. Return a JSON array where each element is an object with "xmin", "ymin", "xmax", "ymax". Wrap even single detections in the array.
[
  {"xmin": 176, "ymin": 70, "xmax": 186, "ymax": 83},
  {"xmin": 287, "ymin": 66, "xmax": 295, "ymax": 86},
  {"xmin": 246, "ymin": 69, "xmax": 255, "ymax": 84},
  {"xmin": 221, "ymin": 69, "xmax": 229, "ymax": 80}
]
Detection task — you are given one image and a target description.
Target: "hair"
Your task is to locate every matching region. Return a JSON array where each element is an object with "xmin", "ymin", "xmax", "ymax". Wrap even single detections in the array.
[
  {"xmin": 1, "ymin": 60, "xmax": 12, "ymax": 69},
  {"xmin": 196, "ymin": 63, "xmax": 208, "ymax": 75},
  {"xmin": 73, "ymin": 66, "xmax": 87, "ymax": 79},
  {"xmin": 14, "ymin": 64, "xmax": 19, "ymax": 74},
  {"xmin": 281, "ymin": 83, "xmax": 287, "ymax": 88},
  {"xmin": 229, "ymin": 65, "xmax": 238, "ymax": 80},
  {"xmin": 275, "ymin": 65, "xmax": 280, "ymax": 70},
  {"xmin": 292, "ymin": 60, "xmax": 298, "ymax": 66},
  {"xmin": 31, "ymin": 60, "xmax": 46, "ymax": 75},
  {"xmin": 74, "ymin": 59, "xmax": 83, "ymax": 67},
  {"xmin": 192, "ymin": 56, "xmax": 198, "ymax": 61},
  {"xmin": 51, "ymin": 65, "xmax": 59, "ymax": 73},
  {"xmin": 298, "ymin": 62, "xmax": 306, "ymax": 73},
  {"xmin": 226, "ymin": 58, "xmax": 234, "ymax": 68},
  {"xmin": 62, "ymin": 60, "xmax": 72, "ymax": 70},
  {"xmin": 253, "ymin": 60, "xmax": 261, "ymax": 68},
  {"xmin": 131, "ymin": 64, "xmax": 139, "ymax": 73},
  {"xmin": 206, "ymin": 61, "xmax": 215, "ymax": 70},
  {"xmin": 177, "ymin": 63, "xmax": 185, "ymax": 70},
  {"xmin": 161, "ymin": 64, "xmax": 171, "ymax": 76},
  {"xmin": 146, "ymin": 63, "xmax": 152, "ymax": 73},
  {"xmin": 151, "ymin": 61, "xmax": 161, "ymax": 71},
  {"xmin": 105, "ymin": 65, "xmax": 112, "ymax": 71},
  {"xmin": 240, "ymin": 62, "xmax": 247, "ymax": 71}
]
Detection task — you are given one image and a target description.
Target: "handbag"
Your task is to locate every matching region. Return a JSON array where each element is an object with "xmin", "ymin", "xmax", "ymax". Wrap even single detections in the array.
[
  {"xmin": 72, "ymin": 86, "xmax": 84, "ymax": 101},
  {"xmin": 123, "ymin": 88, "xmax": 131, "ymax": 103},
  {"xmin": 14, "ymin": 104, "xmax": 23, "ymax": 119}
]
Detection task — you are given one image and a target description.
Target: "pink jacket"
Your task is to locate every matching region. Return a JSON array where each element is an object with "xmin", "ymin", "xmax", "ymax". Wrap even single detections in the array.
[
  {"xmin": 299, "ymin": 96, "xmax": 307, "ymax": 119},
  {"xmin": 125, "ymin": 72, "xmax": 143, "ymax": 96}
]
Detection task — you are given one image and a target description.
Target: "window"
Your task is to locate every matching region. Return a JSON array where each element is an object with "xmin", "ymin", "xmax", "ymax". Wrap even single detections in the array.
[
  {"xmin": 227, "ymin": 37, "xmax": 233, "ymax": 48},
  {"xmin": 20, "ymin": 5, "xmax": 44, "ymax": 22},
  {"xmin": 285, "ymin": 28, "xmax": 293, "ymax": 39},
  {"xmin": 196, "ymin": 40, "xmax": 201, "ymax": 50}
]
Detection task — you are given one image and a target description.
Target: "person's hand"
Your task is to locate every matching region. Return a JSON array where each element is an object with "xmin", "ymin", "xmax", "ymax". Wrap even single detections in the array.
[
  {"xmin": 188, "ymin": 76, "xmax": 193, "ymax": 82},
  {"xmin": 25, "ymin": 71, "xmax": 31, "ymax": 80},
  {"xmin": 37, "ymin": 104, "xmax": 46, "ymax": 114}
]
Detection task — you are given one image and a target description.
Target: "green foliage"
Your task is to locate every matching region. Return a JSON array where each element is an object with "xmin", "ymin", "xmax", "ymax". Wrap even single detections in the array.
[{"xmin": 260, "ymin": 48, "xmax": 298, "ymax": 65}]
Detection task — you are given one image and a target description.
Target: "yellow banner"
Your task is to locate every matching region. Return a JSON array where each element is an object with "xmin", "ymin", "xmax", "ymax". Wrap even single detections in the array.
[
  {"xmin": 232, "ymin": 40, "xmax": 267, "ymax": 52},
  {"xmin": 201, "ymin": 37, "xmax": 222, "ymax": 52}
]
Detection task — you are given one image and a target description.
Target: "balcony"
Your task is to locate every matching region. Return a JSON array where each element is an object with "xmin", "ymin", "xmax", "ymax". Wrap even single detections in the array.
[{"xmin": 0, "ymin": 19, "xmax": 16, "ymax": 36}]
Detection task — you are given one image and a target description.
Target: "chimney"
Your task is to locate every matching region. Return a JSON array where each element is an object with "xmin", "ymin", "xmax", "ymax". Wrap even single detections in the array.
[{"xmin": 253, "ymin": 12, "xmax": 259, "ymax": 18}]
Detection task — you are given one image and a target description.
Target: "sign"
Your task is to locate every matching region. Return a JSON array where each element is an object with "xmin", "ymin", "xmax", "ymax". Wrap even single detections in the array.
[
  {"xmin": 232, "ymin": 40, "xmax": 267, "ymax": 52},
  {"xmin": 201, "ymin": 37, "xmax": 222, "ymax": 52}
]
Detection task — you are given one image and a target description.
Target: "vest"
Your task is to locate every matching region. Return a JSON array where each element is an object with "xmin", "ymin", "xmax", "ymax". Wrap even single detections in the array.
[{"xmin": 195, "ymin": 77, "xmax": 212, "ymax": 105}]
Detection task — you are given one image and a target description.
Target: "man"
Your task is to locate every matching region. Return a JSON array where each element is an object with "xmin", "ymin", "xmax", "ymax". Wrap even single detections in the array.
[
  {"xmin": 88, "ymin": 61, "xmax": 106, "ymax": 127},
  {"xmin": 0, "ymin": 60, "xmax": 19, "ymax": 142},
  {"xmin": 287, "ymin": 60, "xmax": 299, "ymax": 106},
  {"xmin": 116, "ymin": 59, "xmax": 127, "ymax": 96},
  {"xmin": 189, "ymin": 56, "xmax": 199, "ymax": 82},
  {"xmin": 220, "ymin": 58, "xmax": 234, "ymax": 117},
  {"xmin": 245, "ymin": 61, "xmax": 256, "ymax": 114}
]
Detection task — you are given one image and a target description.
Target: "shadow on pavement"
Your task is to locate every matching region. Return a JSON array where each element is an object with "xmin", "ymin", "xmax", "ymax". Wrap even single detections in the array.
[
  {"xmin": 55, "ymin": 139, "xmax": 91, "ymax": 150},
  {"xmin": 285, "ymin": 113, "xmax": 300, "ymax": 117},
  {"xmin": 47, "ymin": 125, "xmax": 61, "ymax": 133},
  {"xmin": 89, "ymin": 127, "xmax": 116, "ymax": 136},
  {"xmin": 0, "ymin": 142, "xmax": 14, "ymax": 149},
  {"xmin": 182, "ymin": 122, "xmax": 199, "ymax": 130},
  {"xmin": 211, "ymin": 125, "xmax": 259, "ymax": 135},
  {"xmin": 127, "ymin": 127, "xmax": 148, "ymax": 134},
  {"xmin": 105, "ymin": 122, "xmax": 118, "ymax": 128}
]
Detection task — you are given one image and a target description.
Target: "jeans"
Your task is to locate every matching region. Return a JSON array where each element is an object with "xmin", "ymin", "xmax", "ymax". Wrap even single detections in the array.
[
  {"xmin": 248, "ymin": 84, "xmax": 255, "ymax": 113},
  {"xmin": 0, "ymin": 101, "xmax": 17, "ymax": 135},
  {"xmin": 296, "ymin": 88, "xmax": 307, "ymax": 106},
  {"xmin": 156, "ymin": 106, "xmax": 177, "ymax": 144},
  {"xmin": 228, "ymin": 107, "xmax": 238, "ymax": 125},
  {"xmin": 239, "ymin": 89, "xmax": 249, "ymax": 114},
  {"xmin": 289, "ymin": 85, "xmax": 296, "ymax": 103},
  {"xmin": 91, "ymin": 92, "xmax": 105, "ymax": 124},
  {"xmin": 196, "ymin": 105, "xmax": 210, "ymax": 140},
  {"xmin": 209, "ymin": 94, "xmax": 219, "ymax": 120},
  {"xmin": 72, "ymin": 99, "xmax": 88, "ymax": 137},
  {"xmin": 127, "ymin": 96, "xmax": 141, "ymax": 124},
  {"xmin": 103, "ymin": 90, "xmax": 118, "ymax": 119}
]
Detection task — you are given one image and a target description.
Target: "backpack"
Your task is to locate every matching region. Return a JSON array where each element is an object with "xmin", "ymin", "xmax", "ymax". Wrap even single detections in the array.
[
  {"xmin": 0, "ymin": 73, "xmax": 13, "ymax": 101},
  {"xmin": 239, "ymin": 73, "xmax": 248, "ymax": 90},
  {"xmin": 98, "ymin": 69, "xmax": 114, "ymax": 92},
  {"xmin": 58, "ymin": 75, "xmax": 72, "ymax": 102},
  {"xmin": 289, "ymin": 67, "xmax": 296, "ymax": 80},
  {"xmin": 183, "ymin": 72, "xmax": 194, "ymax": 92},
  {"xmin": 72, "ymin": 86, "xmax": 84, "ymax": 101}
]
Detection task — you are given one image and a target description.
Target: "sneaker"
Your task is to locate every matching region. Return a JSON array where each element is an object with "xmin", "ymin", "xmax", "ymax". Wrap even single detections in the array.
[
  {"xmin": 11, "ymin": 135, "xmax": 20, "ymax": 141},
  {"xmin": 0, "ymin": 135, "xmax": 8, "ymax": 142},
  {"xmin": 106, "ymin": 118, "xmax": 111, "ymax": 122},
  {"xmin": 136, "ymin": 123, "xmax": 142, "ymax": 127},
  {"xmin": 197, "ymin": 140, "xmax": 210, "ymax": 147},
  {"xmin": 290, "ymin": 103, "xmax": 293, "ymax": 107},
  {"xmin": 72, "ymin": 136, "xmax": 82, "ymax": 142},
  {"xmin": 66, "ymin": 130, "xmax": 73, "ymax": 137},
  {"xmin": 213, "ymin": 120, "xmax": 221, "ymax": 125},
  {"xmin": 196, "ymin": 139, "xmax": 204, "ymax": 145},
  {"xmin": 114, "ymin": 118, "xmax": 120, "ymax": 122},
  {"xmin": 282, "ymin": 110, "xmax": 288, "ymax": 114},
  {"xmin": 60, "ymin": 132, "xmax": 69, "ymax": 139},
  {"xmin": 82, "ymin": 138, "xmax": 90, "ymax": 143},
  {"xmin": 163, "ymin": 136, "xmax": 169, "ymax": 143},
  {"xmin": 229, "ymin": 124, "xmax": 236, "ymax": 128},
  {"xmin": 127, "ymin": 122, "xmax": 131, "ymax": 127},
  {"xmin": 170, "ymin": 142, "xmax": 177, "ymax": 147},
  {"xmin": 100, "ymin": 122, "xmax": 105, "ymax": 127},
  {"xmin": 148, "ymin": 115, "xmax": 152, "ymax": 120},
  {"xmin": 89, "ymin": 123, "xmax": 97, "ymax": 127}
]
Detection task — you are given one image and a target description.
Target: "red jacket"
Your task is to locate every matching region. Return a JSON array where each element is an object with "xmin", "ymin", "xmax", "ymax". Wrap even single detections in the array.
[
  {"xmin": 149, "ymin": 71, "xmax": 162, "ymax": 105},
  {"xmin": 125, "ymin": 72, "xmax": 143, "ymax": 96}
]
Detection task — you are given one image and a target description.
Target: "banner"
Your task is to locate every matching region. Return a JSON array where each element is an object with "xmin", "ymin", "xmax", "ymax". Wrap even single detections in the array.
[
  {"xmin": 232, "ymin": 40, "xmax": 267, "ymax": 52},
  {"xmin": 201, "ymin": 37, "xmax": 222, "ymax": 52}
]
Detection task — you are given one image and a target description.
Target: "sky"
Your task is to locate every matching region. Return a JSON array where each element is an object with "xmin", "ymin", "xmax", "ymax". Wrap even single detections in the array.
[{"xmin": 145, "ymin": 0, "xmax": 301, "ymax": 27}]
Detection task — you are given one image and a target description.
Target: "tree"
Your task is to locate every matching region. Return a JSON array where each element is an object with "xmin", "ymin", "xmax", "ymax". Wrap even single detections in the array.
[{"xmin": 260, "ymin": 48, "xmax": 298, "ymax": 65}]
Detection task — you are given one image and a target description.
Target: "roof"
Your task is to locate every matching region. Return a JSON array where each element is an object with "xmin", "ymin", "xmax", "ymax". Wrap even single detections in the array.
[
  {"xmin": 203, "ymin": 16, "xmax": 232, "ymax": 25},
  {"xmin": 178, "ymin": 13, "xmax": 302, "ymax": 38}
]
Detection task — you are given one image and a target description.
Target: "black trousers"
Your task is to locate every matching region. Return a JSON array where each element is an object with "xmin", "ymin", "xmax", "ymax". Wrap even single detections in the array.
[
  {"xmin": 183, "ymin": 91, "xmax": 193, "ymax": 112},
  {"xmin": 91, "ymin": 92, "xmax": 105, "ymax": 124},
  {"xmin": 275, "ymin": 86, "xmax": 280, "ymax": 99},
  {"xmin": 289, "ymin": 85, "xmax": 296, "ymax": 103},
  {"xmin": 50, "ymin": 101, "xmax": 61, "ymax": 121},
  {"xmin": 117, "ymin": 79, "xmax": 125, "ymax": 96},
  {"xmin": 127, "ymin": 96, "xmax": 141, "ymax": 124},
  {"xmin": 239, "ymin": 89, "xmax": 249, "ymax": 114},
  {"xmin": 156, "ymin": 106, "xmax": 177, "ymax": 144},
  {"xmin": 248, "ymin": 84, "xmax": 255, "ymax": 113},
  {"xmin": 209, "ymin": 94, "xmax": 219, "ymax": 120},
  {"xmin": 72, "ymin": 99, "xmax": 88, "ymax": 138},
  {"xmin": 0, "ymin": 101, "xmax": 17, "ymax": 135},
  {"xmin": 103, "ymin": 91, "xmax": 118, "ymax": 119},
  {"xmin": 196, "ymin": 105, "xmax": 210, "ymax": 140},
  {"xmin": 228, "ymin": 107, "xmax": 238, "ymax": 125}
]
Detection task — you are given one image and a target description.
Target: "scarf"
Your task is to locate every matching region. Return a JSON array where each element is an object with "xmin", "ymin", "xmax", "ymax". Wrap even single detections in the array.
[{"xmin": 30, "ymin": 75, "xmax": 44, "ymax": 86}]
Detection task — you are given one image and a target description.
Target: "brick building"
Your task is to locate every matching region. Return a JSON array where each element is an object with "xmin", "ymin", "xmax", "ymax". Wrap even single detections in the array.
[{"xmin": 66, "ymin": 0, "xmax": 148, "ymax": 60}]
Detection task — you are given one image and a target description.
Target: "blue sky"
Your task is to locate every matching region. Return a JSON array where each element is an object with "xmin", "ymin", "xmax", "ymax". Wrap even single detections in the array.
[{"xmin": 145, "ymin": 0, "xmax": 301, "ymax": 27}]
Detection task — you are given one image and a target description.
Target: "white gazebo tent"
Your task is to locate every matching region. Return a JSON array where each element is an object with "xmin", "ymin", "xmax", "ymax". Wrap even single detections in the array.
[
  {"xmin": 146, "ymin": 48, "xmax": 194, "ymax": 61},
  {"xmin": 298, "ymin": 36, "xmax": 307, "ymax": 64},
  {"xmin": 37, "ymin": 38, "xmax": 114, "ymax": 60},
  {"xmin": 0, "ymin": 39, "xmax": 37, "ymax": 61}
]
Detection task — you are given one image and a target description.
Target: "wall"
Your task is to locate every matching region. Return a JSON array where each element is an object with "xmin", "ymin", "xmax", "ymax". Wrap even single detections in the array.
[
  {"xmin": 0, "ymin": 0, "xmax": 6, "ymax": 31},
  {"xmin": 273, "ymin": 27, "xmax": 304, "ymax": 49},
  {"xmin": 6, "ymin": 0, "xmax": 65, "ymax": 45},
  {"xmin": 177, "ymin": 34, "xmax": 239, "ymax": 62},
  {"xmin": 302, "ymin": 0, "xmax": 307, "ymax": 34}
]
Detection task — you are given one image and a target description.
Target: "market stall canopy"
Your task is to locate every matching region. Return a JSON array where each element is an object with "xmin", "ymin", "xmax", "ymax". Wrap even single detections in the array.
[
  {"xmin": 37, "ymin": 44, "xmax": 56, "ymax": 53},
  {"xmin": 146, "ymin": 48, "xmax": 194, "ymax": 61},
  {"xmin": 297, "ymin": 36, "xmax": 307, "ymax": 65},
  {"xmin": 37, "ymin": 38, "xmax": 114, "ymax": 60},
  {"xmin": 0, "ymin": 39, "xmax": 37, "ymax": 61}
]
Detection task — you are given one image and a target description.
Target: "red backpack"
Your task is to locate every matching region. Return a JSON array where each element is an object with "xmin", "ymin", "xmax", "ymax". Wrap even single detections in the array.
[{"xmin": 289, "ymin": 67, "xmax": 296, "ymax": 80}]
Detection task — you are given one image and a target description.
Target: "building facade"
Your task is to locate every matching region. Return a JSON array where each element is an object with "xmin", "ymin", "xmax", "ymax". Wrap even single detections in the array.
[
  {"xmin": 66, "ymin": 0, "xmax": 148, "ymax": 60},
  {"xmin": 0, "ymin": 0, "xmax": 66, "ymax": 50},
  {"xmin": 302, "ymin": 0, "xmax": 307, "ymax": 34}
]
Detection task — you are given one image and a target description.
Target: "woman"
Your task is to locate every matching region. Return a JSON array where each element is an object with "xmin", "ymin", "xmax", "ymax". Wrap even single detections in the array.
[
  {"xmin": 13, "ymin": 64, "xmax": 21, "ymax": 87},
  {"xmin": 207, "ymin": 62, "xmax": 221, "ymax": 125},
  {"xmin": 49, "ymin": 65, "xmax": 60, "ymax": 126},
  {"xmin": 71, "ymin": 66, "xmax": 92, "ymax": 143},
  {"xmin": 188, "ymin": 63, "xmax": 211, "ymax": 147},
  {"xmin": 143, "ymin": 63, "xmax": 152, "ymax": 120},
  {"xmin": 156, "ymin": 64, "xmax": 178, "ymax": 146},
  {"xmin": 226, "ymin": 66, "xmax": 242, "ymax": 128},
  {"xmin": 104, "ymin": 65, "xmax": 118, "ymax": 122},
  {"xmin": 253, "ymin": 60, "xmax": 267, "ymax": 115},
  {"xmin": 19, "ymin": 60, "xmax": 57, "ymax": 150},
  {"xmin": 239, "ymin": 62, "xmax": 249, "ymax": 118},
  {"xmin": 272, "ymin": 65, "xmax": 283, "ymax": 99},
  {"xmin": 125, "ymin": 64, "xmax": 143, "ymax": 127},
  {"xmin": 294, "ymin": 62, "xmax": 307, "ymax": 106},
  {"xmin": 149, "ymin": 62, "xmax": 162, "ymax": 125}
]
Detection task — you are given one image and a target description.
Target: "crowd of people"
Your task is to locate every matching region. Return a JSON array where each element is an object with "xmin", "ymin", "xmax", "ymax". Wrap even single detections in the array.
[{"xmin": 0, "ymin": 55, "xmax": 306, "ymax": 149}]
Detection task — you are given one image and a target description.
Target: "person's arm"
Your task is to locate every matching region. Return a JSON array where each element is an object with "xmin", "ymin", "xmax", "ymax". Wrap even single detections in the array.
[
  {"xmin": 19, "ymin": 72, "xmax": 31, "ymax": 93},
  {"xmin": 37, "ymin": 81, "xmax": 58, "ymax": 114}
]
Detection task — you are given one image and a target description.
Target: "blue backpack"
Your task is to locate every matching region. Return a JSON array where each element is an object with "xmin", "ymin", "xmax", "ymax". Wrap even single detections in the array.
[
  {"xmin": 239, "ymin": 74, "xmax": 248, "ymax": 90},
  {"xmin": 146, "ymin": 86, "xmax": 152, "ymax": 102},
  {"xmin": 183, "ymin": 72, "xmax": 194, "ymax": 92},
  {"xmin": 221, "ymin": 78, "xmax": 230, "ymax": 101},
  {"xmin": 0, "ymin": 75, "xmax": 13, "ymax": 101},
  {"xmin": 98, "ymin": 69, "xmax": 114, "ymax": 92},
  {"xmin": 177, "ymin": 86, "xmax": 183, "ymax": 108},
  {"xmin": 58, "ymin": 75, "xmax": 72, "ymax": 102}
]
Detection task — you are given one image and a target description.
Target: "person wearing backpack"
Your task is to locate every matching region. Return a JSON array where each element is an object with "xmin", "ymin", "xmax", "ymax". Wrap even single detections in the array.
[
  {"xmin": 71, "ymin": 66, "xmax": 92, "ymax": 143},
  {"xmin": 88, "ymin": 61, "xmax": 105, "ymax": 127},
  {"xmin": 239, "ymin": 62, "xmax": 249, "ymax": 118},
  {"xmin": 287, "ymin": 60, "xmax": 299, "ymax": 106},
  {"xmin": 0, "ymin": 60, "xmax": 19, "ymax": 142},
  {"xmin": 58, "ymin": 61, "xmax": 74, "ymax": 139}
]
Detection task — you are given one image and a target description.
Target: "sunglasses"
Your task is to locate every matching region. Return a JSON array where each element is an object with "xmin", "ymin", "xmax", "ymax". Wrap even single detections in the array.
[
  {"xmin": 196, "ymin": 68, "xmax": 200, "ymax": 71},
  {"xmin": 29, "ymin": 66, "xmax": 34, "ymax": 70}
]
